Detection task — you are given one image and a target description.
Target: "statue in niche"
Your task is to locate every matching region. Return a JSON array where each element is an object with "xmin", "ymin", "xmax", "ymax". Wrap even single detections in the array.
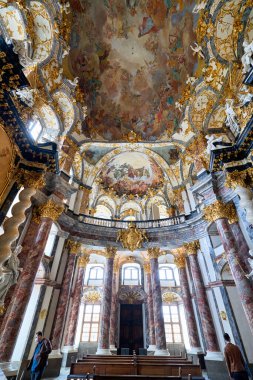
[{"xmin": 0, "ymin": 245, "xmax": 22, "ymax": 311}]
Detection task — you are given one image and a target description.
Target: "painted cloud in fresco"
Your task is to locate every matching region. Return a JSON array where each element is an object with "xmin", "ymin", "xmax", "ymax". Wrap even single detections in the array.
[
  {"xmin": 99, "ymin": 152, "xmax": 164, "ymax": 196},
  {"xmin": 67, "ymin": 0, "xmax": 198, "ymax": 141}
]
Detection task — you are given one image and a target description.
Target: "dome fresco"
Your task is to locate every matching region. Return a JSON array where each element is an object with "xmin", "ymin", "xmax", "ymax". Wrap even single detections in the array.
[
  {"xmin": 66, "ymin": 0, "xmax": 198, "ymax": 141},
  {"xmin": 99, "ymin": 152, "xmax": 164, "ymax": 196}
]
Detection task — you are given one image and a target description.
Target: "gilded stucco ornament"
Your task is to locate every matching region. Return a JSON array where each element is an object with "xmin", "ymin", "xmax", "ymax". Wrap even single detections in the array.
[
  {"xmin": 33, "ymin": 199, "xmax": 64, "ymax": 223},
  {"xmin": 147, "ymin": 247, "xmax": 161, "ymax": 259},
  {"xmin": 117, "ymin": 223, "xmax": 147, "ymax": 252},
  {"xmin": 17, "ymin": 169, "xmax": 45, "ymax": 189},
  {"xmin": 184, "ymin": 241, "xmax": 200, "ymax": 256},
  {"xmin": 171, "ymin": 247, "xmax": 186, "ymax": 268},
  {"xmin": 162, "ymin": 292, "xmax": 179, "ymax": 304},
  {"xmin": 83, "ymin": 290, "xmax": 101, "ymax": 303},
  {"xmin": 78, "ymin": 254, "xmax": 89, "ymax": 268},
  {"xmin": 204, "ymin": 200, "xmax": 238, "ymax": 224}
]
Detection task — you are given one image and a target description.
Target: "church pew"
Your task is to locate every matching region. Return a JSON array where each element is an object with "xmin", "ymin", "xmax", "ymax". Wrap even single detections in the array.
[{"xmin": 136, "ymin": 364, "xmax": 201, "ymax": 377}]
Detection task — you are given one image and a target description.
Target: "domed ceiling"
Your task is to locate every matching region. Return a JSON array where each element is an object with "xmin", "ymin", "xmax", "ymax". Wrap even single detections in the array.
[
  {"xmin": 66, "ymin": 0, "xmax": 198, "ymax": 141},
  {"xmin": 98, "ymin": 152, "xmax": 164, "ymax": 196}
]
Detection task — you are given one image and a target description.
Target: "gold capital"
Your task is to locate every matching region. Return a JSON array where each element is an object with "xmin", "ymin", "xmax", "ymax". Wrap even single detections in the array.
[
  {"xmin": 225, "ymin": 168, "xmax": 253, "ymax": 189},
  {"xmin": 171, "ymin": 247, "xmax": 186, "ymax": 268},
  {"xmin": 68, "ymin": 241, "xmax": 82, "ymax": 255},
  {"xmin": 184, "ymin": 241, "xmax": 200, "ymax": 256},
  {"xmin": 78, "ymin": 254, "xmax": 89, "ymax": 268},
  {"xmin": 147, "ymin": 247, "xmax": 161, "ymax": 259},
  {"xmin": 203, "ymin": 200, "xmax": 238, "ymax": 224},
  {"xmin": 17, "ymin": 169, "xmax": 45, "ymax": 189},
  {"xmin": 143, "ymin": 262, "xmax": 151, "ymax": 273},
  {"xmin": 104, "ymin": 246, "xmax": 117, "ymax": 258},
  {"xmin": 33, "ymin": 199, "xmax": 64, "ymax": 223}
]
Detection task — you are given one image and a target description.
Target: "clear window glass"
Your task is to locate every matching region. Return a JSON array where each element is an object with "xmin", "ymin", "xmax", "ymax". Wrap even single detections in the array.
[
  {"xmin": 162, "ymin": 304, "xmax": 183, "ymax": 343},
  {"xmin": 81, "ymin": 304, "xmax": 101, "ymax": 342},
  {"xmin": 121, "ymin": 263, "xmax": 141, "ymax": 285}
]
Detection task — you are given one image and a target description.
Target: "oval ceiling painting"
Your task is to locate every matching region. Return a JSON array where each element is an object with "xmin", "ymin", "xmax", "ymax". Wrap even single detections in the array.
[
  {"xmin": 66, "ymin": 0, "xmax": 198, "ymax": 141},
  {"xmin": 99, "ymin": 152, "xmax": 164, "ymax": 197}
]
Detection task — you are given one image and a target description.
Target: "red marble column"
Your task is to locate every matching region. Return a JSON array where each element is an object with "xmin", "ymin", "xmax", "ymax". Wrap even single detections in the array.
[
  {"xmin": 0, "ymin": 217, "xmax": 54, "ymax": 361},
  {"xmin": 109, "ymin": 270, "xmax": 117, "ymax": 347},
  {"xmin": 144, "ymin": 263, "xmax": 156, "ymax": 347},
  {"xmin": 148, "ymin": 248, "xmax": 167, "ymax": 355},
  {"xmin": 64, "ymin": 254, "xmax": 88, "ymax": 347},
  {"xmin": 51, "ymin": 242, "xmax": 79, "ymax": 350},
  {"xmin": 230, "ymin": 222, "xmax": 251, "ymax": 272},
  {"xmin": 97, "ymin": 247, "xmax": 116, "ymax": 355},
  {"xmin": 187, "ymin": 245, "xmax": 219, "ymax": 352},
  {"xmin": 177, "ymin": 266, "xmax": 201, "ymax": 350},
  {"xmin": 215, "ymin": 218, "xmax": 253, "ymax": 335}
]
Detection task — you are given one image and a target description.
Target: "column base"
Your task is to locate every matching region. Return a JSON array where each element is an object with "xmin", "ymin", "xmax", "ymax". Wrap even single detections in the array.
[
  {"xmin": 96, "ymin": 348, "xmax": 112, "ymax": 355},
  {"xmin": 186, "ymin": 347, "xmax": 203, "ymax": 355},
  {"xmin": 147, "ymin": 345, "xmax": 156, "ymax": 351},
  {"xmin": 49, "ymin": 349, "xmax": 63, "ymax": 358},
  {"xmin": 61, "ymin": 346, "xmax": 78, "ymax": 367},
  {"xmin": 47, "ymin": 350, "xmax": 63, "ymax": 377},
  {"xmin": 154, "ymin": 349, "xmax": 169, "ymax": 356},
  {"xmin": 205, "ymin": 351, "xmax": 223, "ymax": 361}
]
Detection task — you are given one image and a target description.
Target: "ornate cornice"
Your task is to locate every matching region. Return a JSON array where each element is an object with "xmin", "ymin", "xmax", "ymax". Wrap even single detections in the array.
[
  {"xmin": 147, "ymin": 247, "xmax": 161, "ymax": 259},
  {"xmin": 17, "ymin": 169, "xmax": 45, "ymax": 189},
  {"xmin": 203, "ymin": 200, "xmax": 238, "ymax": 224},
  {"xmin": 184, "ymin": 241, "xmax": 200, "ymax": 256},
  {"xmin": 33, "ymin": 199, "xmax": 64, "ymax": 223}
]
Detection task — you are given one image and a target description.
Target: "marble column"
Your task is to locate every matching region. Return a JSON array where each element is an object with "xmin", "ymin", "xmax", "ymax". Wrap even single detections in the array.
[
  {"xmin": 186, "ymin": 242, "xmax": 220, "ymax": 353},
  {"xmin": 147, "ymin": 248, "xmax": 168, "ymax": 355},
  {"xmin": 204, "ymin": 200, "xmax": 253, "ymax": 335},
  {"xmin": 97, "ymin": 247, "xmax": 117, "ymax": 355},
  {"xmin": 173, "ymin": 250, "xmax": 201, "ymax": 353},
  {"xmin": 109, "ymin": 262, "xmax": 118, "ymax": 348},
  {"xmin": 144, "ymin": 262, "xmax": 156, "ymax": 350},
  {"xmin": 51, "ymin": 241, "xmax": 80, "ymax": 352},
  {"xmin": 0, "ymin": 199, "xmax": 63, "ymax": 361},
  {"xmin": 64, "ymin": 253, "xmax": 89, "ymax": 348}
]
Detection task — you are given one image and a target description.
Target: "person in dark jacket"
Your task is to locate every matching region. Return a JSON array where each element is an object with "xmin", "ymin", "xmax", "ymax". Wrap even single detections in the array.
[
  {"xmin": 224, "ymin": 333, "xmax": 249, "ymax": 380},
  {"xmin": 27, "ymin": 331, "xmax": 52, "ymax": 380}
]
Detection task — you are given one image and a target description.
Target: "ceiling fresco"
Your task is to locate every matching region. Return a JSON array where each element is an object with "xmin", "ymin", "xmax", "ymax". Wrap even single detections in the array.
[
  {"xmin": 66, "ymin": 0, "xmax": 198, "ymax": 141},
  {"xmin": 98, "ymin": 152, "xmax": 164, "ymax": 197}
]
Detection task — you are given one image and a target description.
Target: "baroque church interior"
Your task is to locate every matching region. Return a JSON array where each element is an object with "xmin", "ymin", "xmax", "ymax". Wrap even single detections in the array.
[{"xmin": 0, "ymin": 0, "xmax": 253, "ymax": 379}]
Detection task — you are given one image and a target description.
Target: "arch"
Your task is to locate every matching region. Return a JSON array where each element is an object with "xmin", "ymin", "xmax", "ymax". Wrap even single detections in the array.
[
  {"xmin": 121, "ymin": 262, "xmax": 141, "ymax": 286},
  {"xmin": 95, "ymin": 195, "xmax": 117, "ymax": 215},
  {"xmin": 36, "ymin": 104, "xmax": 61, "ymax": 142},
  {"xmin": 94, "ymin": 204, "xmax": 112, "ymax": 219}
]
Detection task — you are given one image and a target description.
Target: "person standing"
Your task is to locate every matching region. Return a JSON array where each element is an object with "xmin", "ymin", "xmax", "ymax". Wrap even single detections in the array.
[
  {"xmin": 27, "ymin": 331, "xmax": 52, "ymax": 380},
  {"xmin": 224, "ymin": 333, "xmax": 249, "ymax": 380}
]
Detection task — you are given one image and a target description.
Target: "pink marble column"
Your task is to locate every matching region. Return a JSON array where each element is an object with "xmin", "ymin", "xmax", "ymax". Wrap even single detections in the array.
[
  {"xmin": 144, "ymin": 264, "xmax": 156, "ymax": 347},
  {"xmin": 109, "ymin": 271, "xmax": 117, "ymax": 347},
  {"xmin": 188, "ymin": 251, "xmax": 219, "ymax": 352},
  {"xmin": 97, "ymin": 248, "xmax": 116, "ymax": 355},
  {"xmin": 0, "ymin": 218, "xmax": 54, "ymax": 361},
  {"xmin": 51, "ymin": 243, "xmax": 78, "ymax": 350},
  {"xmin": 230, "ymin": 222, "xmax": 251, "ymax": 272},
  {"xmin": 215, "ymin": 218, "xmax": 253, "ymax": 335},
  {"xmin": 178, "ymin": 266, "xmax": 201, "ymax": 350},
  {"xmin": 64, "ymin": 254, "xmax": 88, "ymax": 347},
  {"xmin": 148, "ymin": 249, "xmax": 167, "ymax": 355}
]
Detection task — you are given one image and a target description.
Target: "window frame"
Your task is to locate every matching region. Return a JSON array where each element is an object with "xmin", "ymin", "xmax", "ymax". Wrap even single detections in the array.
[
  {"xmin": 163, "ymin": 303, "xmax": 183, "ymax": 344},
  {"xmin": 81, "ymin": 303, "xmax": 101, "ymax": 342}
]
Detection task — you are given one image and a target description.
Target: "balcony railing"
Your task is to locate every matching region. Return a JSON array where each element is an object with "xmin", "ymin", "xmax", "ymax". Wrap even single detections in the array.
[{"xmin": 74, "ymin": 210, "xmax": 199, "ymax": 229}]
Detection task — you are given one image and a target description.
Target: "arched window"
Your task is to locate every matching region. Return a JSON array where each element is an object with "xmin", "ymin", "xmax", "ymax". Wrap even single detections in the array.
[
  {"xmin": 163, "ymin": 304, "xmax": 183, "ymax": 343},
  {"xmin": 87, "ymin": 265, "xmax": 104, "ymax": 286},
  {"xmin": 94, "ymin": 204, "xmax": 112, "ymax": 219},
  {"xmin": 122, "ymin": 263, "xmax": 141, "ymax": 286},
  {"xmin": 81, "ymin": 304, "xmax": 101, "ymax": 342},
  {"xmin": 159, "ymin": 265, "xmax": 176, "ymax": 287}
]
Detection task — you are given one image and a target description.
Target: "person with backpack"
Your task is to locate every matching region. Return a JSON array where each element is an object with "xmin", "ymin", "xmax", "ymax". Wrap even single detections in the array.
[{"xmin": 27, "ymin": 331, "xmax": 52, "ymax": 380}]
